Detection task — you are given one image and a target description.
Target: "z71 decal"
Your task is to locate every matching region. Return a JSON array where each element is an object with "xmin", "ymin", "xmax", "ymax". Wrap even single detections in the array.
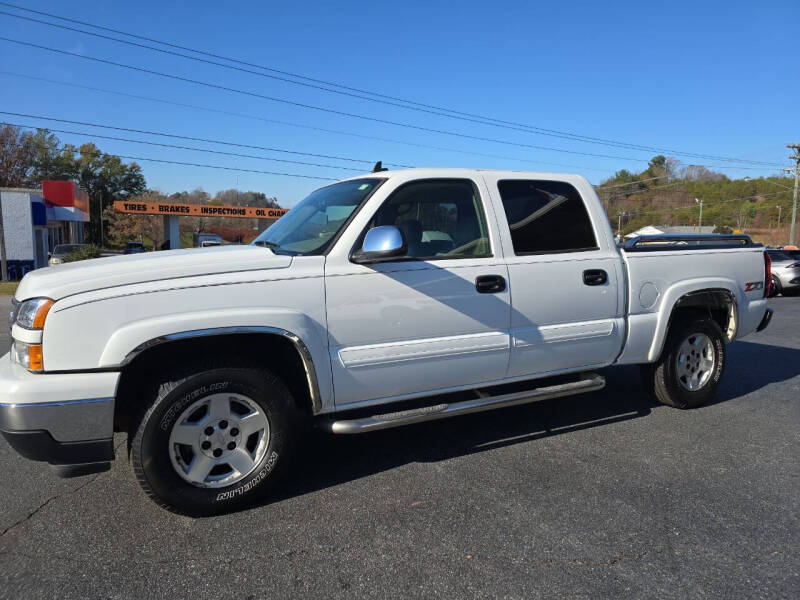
[{"xmin": 745, "ymin": 281, "xmax": 764, "ymax": 292}]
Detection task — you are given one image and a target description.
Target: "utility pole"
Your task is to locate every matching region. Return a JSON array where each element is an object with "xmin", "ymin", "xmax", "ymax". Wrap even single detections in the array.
[
  {"xmin": 776, "ymin": 205, "xmax": 782, "ymax": 225},
  {"xmin": 787, "ymin": 144, "xmax": 800, "ymax": 246},
  {"xmin": 617, "ymin": 211, "xmax": 626, "ymax": 235},
  {"xmin": 99, "ymin": 196, "xmax": 104, "ymax": 249},
  {"xmin": 695, "ymin": 198, "xmax": 703, "ymax": 232},
  {"xmin": 0, "ymin": 194, "xmax": 7, "ymax": 281}
]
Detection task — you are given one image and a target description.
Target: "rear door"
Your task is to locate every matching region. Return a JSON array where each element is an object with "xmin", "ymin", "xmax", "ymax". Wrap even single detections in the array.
[{"xmin": 481, "ymin": 175, "xmax": 625, "ymax": 378}]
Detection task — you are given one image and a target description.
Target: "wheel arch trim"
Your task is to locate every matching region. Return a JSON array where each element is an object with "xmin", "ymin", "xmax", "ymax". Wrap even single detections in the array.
[
  {"xmin": 121, "ymin": 326, "xmax": 323, "ymax": 414},
  {"xmin": 649, "ymin": 283, "xmax": 738, "ymax": 362}
]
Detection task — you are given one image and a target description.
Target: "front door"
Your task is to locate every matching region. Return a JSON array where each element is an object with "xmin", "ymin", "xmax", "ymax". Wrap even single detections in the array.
[
  {"xmin": 481, "ymin": 175, "xmax": 625, "ymax": 378},
  {"xmin": 325, "ymin": 178, "xmax": 511, "ymax": 406}
]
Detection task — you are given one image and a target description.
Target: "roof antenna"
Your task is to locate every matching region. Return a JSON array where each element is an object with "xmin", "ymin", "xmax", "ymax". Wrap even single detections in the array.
[{"xmin": 372, "ymin": 161, "xmax": 388, "ymax": 173}]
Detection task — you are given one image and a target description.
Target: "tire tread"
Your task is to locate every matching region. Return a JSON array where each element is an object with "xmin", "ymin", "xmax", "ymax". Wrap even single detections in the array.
[{"xmin": 128, "ymin": 361, "xmax": 296, "ymax": 516}]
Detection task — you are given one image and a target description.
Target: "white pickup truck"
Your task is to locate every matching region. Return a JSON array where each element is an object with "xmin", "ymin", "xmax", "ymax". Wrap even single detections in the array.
[{"xmin": 2, "ymin": 168, "xmax": 774, "ymax": 515}]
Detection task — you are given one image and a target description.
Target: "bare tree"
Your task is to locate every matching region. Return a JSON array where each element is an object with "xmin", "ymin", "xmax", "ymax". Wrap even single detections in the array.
[
  {"xmin": 104, "ymin": 192, "xmax": 163, "ymax": 249},
  {"xmin": 0, "ymin": 124, "xmax": 34, "ymax": 187}
]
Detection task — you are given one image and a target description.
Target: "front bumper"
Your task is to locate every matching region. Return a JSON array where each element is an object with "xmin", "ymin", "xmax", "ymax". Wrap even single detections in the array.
[
  {"xmin": 0, "ymin": 353, "xmax": 120, "ymax": 473},
  {"xmin": 776, "ymin": 268, "xmax": 800, "ymax": 290}
]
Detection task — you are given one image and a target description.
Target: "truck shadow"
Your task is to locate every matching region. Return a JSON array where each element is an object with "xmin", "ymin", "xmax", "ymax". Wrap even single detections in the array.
[
  {"xmin": 711, "ymin": 339, "xmax": 800, "ymax": 404},
  {"xmin": 250, "ymin": 366, "xmax": 651, "ymax": 511},
  {"xmin": 245, "ymin": 340, "xmax": 799, "ymax": 513}
]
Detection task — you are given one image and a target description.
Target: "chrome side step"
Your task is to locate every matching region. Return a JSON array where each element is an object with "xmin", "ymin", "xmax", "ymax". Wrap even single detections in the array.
[{"xmin": 320, "ymin": 373, "xmax": 605, "ymax": 434}]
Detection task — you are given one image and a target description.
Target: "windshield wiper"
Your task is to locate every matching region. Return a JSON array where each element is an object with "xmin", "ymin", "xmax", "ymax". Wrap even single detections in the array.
[{"xmin": 254, "ymin": 240, "xmax": 281, "ymax": 248}]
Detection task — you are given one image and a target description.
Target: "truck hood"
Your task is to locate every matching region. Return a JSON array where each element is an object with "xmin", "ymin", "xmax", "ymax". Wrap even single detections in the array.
[{"xmin": 15, "ymin": 245, "xmax": 292, "ymax": 301}]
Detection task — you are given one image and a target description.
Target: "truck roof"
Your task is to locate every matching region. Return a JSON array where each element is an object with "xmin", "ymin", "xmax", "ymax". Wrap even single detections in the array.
[{"xmin": 340, "ymin": 167, "xmax": 591, "ymax": 185}]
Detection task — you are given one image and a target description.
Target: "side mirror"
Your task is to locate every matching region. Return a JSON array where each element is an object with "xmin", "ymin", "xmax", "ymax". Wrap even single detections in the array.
[{"xmin": 352, "ymin": 225, "xmax": 406, "ymax": 263}]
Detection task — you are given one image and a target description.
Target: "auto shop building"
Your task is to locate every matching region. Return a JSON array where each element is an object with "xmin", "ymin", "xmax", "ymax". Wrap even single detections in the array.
[{"xmin": 0, "ymin": 180, "xmax": 90, "ymax": 278}]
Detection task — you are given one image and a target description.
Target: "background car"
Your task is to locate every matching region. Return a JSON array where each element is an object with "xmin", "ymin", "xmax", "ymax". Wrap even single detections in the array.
[
  {"xmin": 124, "ymin": 241, "xmax": 146, "ymax": 254},
  {"xmin": 48, "ymin": 243, "xmax": 87, "ymax": 266},
  {"xmin": 767, "ymin": 249, "xmax": 800, "ymax": 297}
]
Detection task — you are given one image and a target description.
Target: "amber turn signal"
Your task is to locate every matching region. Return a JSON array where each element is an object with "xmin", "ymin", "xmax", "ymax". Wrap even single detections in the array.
[
  {"xmin": 28, "ymin": 344, "xmax": 44, "ymax": 371},
  {"xmin": 32, "ymin": 299, "xmax": 54, "ymax": 329}
]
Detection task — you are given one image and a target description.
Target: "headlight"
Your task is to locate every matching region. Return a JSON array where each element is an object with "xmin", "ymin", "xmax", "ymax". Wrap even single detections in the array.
[
  {"xmin": 14, "ymin": 298, "xmax": 54, "ymax": 330},
  {"xmin": 11, "ymin": 298, "xmax": 53, "ymax": 373},
  {"xmin": 49, "ymin": 257, "xmax": 63, "ymax": 265},
  {"xmin": 11, "ymin": 340, "xmax": 44, "ymax": 372}
]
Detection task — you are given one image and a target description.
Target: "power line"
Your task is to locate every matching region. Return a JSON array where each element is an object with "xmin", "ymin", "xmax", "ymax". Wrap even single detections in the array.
[
  {"xmin": 617, "ymin": 190, "xmax": 789, "ymax": 220},
  {"xmin": 0, "ymin": 2, "xmax": 786, "ymax": 168},
  {"xmin": 0, "ymin": 110, "xmax": 400, "ymax": 169},
  {"xmin": 0, "ymin": 36, "xmax": 747, "ymax": 166},
  {"xmin": 17, "ymin": 141, "xmax": 337, "ymax": 182},
  {"xmin": 1, "ymin": 120, "xmax": 367, "ymax": 172},
  {"xmin": 0, "ymin": 71, "xmax": 616, "ymax": 173}
]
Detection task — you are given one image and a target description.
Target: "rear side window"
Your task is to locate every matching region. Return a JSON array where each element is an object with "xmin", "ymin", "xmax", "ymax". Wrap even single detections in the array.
[{"xmin": 497, "ymin": 180, "xmax": 597, "ymax": 254}]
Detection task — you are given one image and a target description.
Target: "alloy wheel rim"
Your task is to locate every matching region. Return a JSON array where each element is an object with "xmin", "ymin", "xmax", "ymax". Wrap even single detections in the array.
[
  {"xmin": 675, "ymin": 333, "xmax": 715, "ymax": 392},
  {"xmin": 168, "ymin": 392, "xmax": 270, "ymax": 488}
]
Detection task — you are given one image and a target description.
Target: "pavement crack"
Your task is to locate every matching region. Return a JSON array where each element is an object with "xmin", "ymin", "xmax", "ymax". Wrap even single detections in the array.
[
  {"xmin": 0, "ymin": 472, "xmax": 102, "ymax": 540},
  {"xmin": 538, "ymin": 549, "xmax": 653, "ymax": 567}
]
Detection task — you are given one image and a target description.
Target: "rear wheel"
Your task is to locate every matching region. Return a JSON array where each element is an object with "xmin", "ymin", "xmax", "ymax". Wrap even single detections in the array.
[
  {"xmin": 641, "ymin": 317, "xmax": 726, "ymax": 409},
  {"xmin": 130, "ymin": 366, "xmax": 299, "ymax": 516}
]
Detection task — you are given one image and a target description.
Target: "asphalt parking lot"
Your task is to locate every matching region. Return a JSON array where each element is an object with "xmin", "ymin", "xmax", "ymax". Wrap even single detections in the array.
[{"xmin": 0, "ymin": 296, "xmax": 798, "ymax": 599}]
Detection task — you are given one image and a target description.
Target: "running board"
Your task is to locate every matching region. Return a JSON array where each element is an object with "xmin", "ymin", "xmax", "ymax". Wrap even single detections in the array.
[{"xmin": 320, "ymin": 373, "xmax": 605, "ymax": 434}]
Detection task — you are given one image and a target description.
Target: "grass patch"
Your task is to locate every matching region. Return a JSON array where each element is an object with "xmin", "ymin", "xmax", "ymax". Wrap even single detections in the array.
[{"xmin": 0, "ymin": 281, "xmax": 19, "ymax": 296}]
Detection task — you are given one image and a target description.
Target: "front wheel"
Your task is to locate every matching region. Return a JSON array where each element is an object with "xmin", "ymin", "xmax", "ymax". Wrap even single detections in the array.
[
  {"xmin": 641, "ymin": 318, "xmax": 726, "ymax": 409},
  {"xmin": 130, "ymin": 366, "xmax": 299, "ymax": 515}
]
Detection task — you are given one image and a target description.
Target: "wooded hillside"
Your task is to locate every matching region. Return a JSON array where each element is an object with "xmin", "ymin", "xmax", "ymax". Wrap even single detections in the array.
[{"xmin": 596, "ymin": 155, "xmax": 795, "ymax": 245}]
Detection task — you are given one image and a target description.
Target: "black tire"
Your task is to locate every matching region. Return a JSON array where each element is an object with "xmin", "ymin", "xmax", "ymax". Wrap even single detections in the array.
[
  {"xmin": 769, "ymin": 276, "xmax": 781, "ymax": 298},
  {"xmin": 641, "ymin": 318, "xmax": 726, "ymax": 409},
  {"xmin": 130, "ymin": 366, "xmax": 299, "ymax": 516}
]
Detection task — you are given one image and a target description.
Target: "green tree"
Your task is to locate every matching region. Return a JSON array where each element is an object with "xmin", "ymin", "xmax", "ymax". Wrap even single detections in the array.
[
  {"xmin": 23, "ymin": 131, "xmax": 147, "ymax": 245},
  {"xmin": 70, "ymin": 143, "xmax": 146, "ymax": 244},
  {"xmin": 28, "ymin": 130, "xmax": 77, "ymax": 182}
]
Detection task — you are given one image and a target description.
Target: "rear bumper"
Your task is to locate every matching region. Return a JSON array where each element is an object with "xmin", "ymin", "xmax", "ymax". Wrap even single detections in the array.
[{"xmin": 0, "ymin": 354, "xmax": 119, "ymax": 472}]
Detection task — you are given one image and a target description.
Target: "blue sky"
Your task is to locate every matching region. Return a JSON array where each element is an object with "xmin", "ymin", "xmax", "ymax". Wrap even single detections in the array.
[{"xmin": 0, "ymin": 0, "xmax": 796, "ymax": 206}]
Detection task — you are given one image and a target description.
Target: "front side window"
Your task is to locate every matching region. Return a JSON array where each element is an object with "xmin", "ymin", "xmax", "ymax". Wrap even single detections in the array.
[
  {"xmin": 252, "ymin": 178, "xmax": 382, "ymax": 255},
  {"xmin": 497, "ymin": 180, "xmax": 597, "ymax": 254},
  {"xmin": 366, "ymin": 179, "xmax": 491, "ymax": 260}
]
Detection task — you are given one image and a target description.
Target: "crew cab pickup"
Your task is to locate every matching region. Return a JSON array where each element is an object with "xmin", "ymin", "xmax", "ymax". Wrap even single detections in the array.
[{"xmin": 1, "ymin": 169, "xmax": 774, "ymax": 515}]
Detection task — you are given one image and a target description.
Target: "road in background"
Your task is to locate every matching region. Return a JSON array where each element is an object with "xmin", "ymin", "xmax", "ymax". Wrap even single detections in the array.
[{"xmin": 0, "ymin": 296, "xmax": 798, "ymax": 598}]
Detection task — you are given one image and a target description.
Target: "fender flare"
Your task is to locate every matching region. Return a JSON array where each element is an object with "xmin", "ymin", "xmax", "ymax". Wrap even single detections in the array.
[{"xmin": 647, "ymin": 280, "xmax": 740, "ymax": 363}]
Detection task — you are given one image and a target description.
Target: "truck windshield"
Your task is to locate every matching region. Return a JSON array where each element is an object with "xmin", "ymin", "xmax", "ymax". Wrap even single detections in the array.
[{"xmin": 252, "ymin": 178, "xmax": 383, "ymax": 255}]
